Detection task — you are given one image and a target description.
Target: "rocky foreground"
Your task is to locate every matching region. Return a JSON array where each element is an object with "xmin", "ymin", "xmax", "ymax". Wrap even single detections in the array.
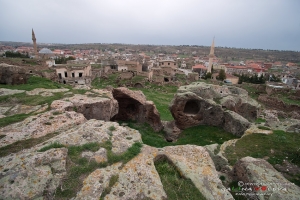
[{"xmin": 1, "ymin": 84, "xmax": 300, "ymax": 199}]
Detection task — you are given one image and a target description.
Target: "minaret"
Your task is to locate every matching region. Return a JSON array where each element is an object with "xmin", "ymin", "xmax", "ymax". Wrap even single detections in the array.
[
  {"xmin": 32, "ymin": 29, "xmax": 38, "ymax": 58},
  {"xmin": 207, "ymin": 37, "xmax": 215, "ymax": 73}
]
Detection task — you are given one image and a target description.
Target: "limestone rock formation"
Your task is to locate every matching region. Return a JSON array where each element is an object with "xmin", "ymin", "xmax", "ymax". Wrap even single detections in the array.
[
  {"xmin": 0, "ymin": 63, "xmax": 29, "ymax": 85},
  {"xmin": 51, "ymin": 93, "xmax": 118, "ymax": 121},
  {"xmin": 76, "ymin": 145, "xmax": 234, "ymax": 200},
  {"xmin": 0, "ymin": 88, "xmax": 25, "ymax": 96},
  {"xmin": 0, "ymin": 110, "xmax": 86, "ymax": 148},
  {"xmin": 170, "ymin": 82, "xmax": 256, "ymax": 137},
  {"xmin": 35, "ymin": 120, "xmax": 142, "ymax": 155},
  {"xmin": 233, "ymin": 157, "xmax": 300, "ymax": 199},
  {"xmin": 26, "ymin": 88, "xmax": 69, "ymax": 96},
  {"xmin": 162, "ymin": 120, "xmax": 182, "ymax": 142},
  {"xmin": 112, "ymin": 87, "xmax": 163, "ymax": 132},
  {"xmin": 0, "ymin": 148, "xmax": 68, "ymax": 199}
]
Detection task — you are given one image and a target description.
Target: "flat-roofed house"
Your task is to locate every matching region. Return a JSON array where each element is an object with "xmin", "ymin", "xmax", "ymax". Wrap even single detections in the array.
[{"xmin": 54, "ymin": 63, "xmax": 92, "ymax": 85}]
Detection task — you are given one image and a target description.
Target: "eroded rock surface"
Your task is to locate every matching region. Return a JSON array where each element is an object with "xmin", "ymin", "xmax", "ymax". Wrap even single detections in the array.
[
  {"xmin": 112, "ymin": 87, "xmax": 163, "ymax": 132},
  {"xmin": 0, "ymin": 148, "xmax": 68, "ymax": 199},
  {"xmin": 0, "ymin": 88, "xmax": 25, "ymax": 96},
  {"xmin": 233, "ymin": 157, "xmax": 300, "ymax": 199},
  {"xmin": 0, "ymin": 110, "xmax": 86, "ymax": 148},
  {"xmin": 170, "ymin": 94, "xmax": 250, "ymax": 136},
  {"xmin": 35, "ymin": 120, "xmax": 142, "ymax": 155},
  {"xmin": 26, "ymin": 88, "xmax": 69, "ymax": 96},
  {"xmin": 51, "ymin": 93, "xmax": 118, "ymax": 121},
  {"xmin": 76, "ymin": 145, "xmax": 234, "ymax": 200}
]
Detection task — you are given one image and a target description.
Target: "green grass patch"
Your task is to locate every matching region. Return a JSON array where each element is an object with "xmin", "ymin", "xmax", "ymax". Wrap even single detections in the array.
[
  {"xmin": 0, "ymin": 76, "xmax": 70, "ymax": 91},
  {"xmin": 154, "ymin": 155, "xmax": 206, "ymax": 200},
  {"xmin": 0, "ymin": 113, "xmax": 33, "ymax": 128},
  {"xmin": 0, "ymin": 132, "xmax": 60, "ymax": 157},
  {"xmin": 127, "ymin": 122, "xmax": 239, "ymax": 148},
  {"xmin": 0, "ymin": 92, "xmax": 65, "ymax": 106},
  {"xmin": 92, "ymin": 74, "xmax": 119, "ymax": 88},
  {"xmin": 38, "ymin": 142, "xmax": 65, "ymax": 152},
  {"xmin": 133, "ymin": 85, "xmax": 178, "ymax": 121},
  {"xmin": 255, "ymin": 117, "xmax": 266, "ymax": 124},
  {"xmin": 108, "ymin": 125, "xmax": 116, "ymax": 132},
  {"xmin": 224, "ymin": 130, "xmax": 300, "ymax": 186},
  {"xmin": 257, "ymin": 126, "xmax": 271, "ymax": 130}
]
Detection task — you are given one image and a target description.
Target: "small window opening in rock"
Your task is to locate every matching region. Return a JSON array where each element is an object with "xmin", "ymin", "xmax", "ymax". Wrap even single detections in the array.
[
  {"xmin": 64, "ymin": 72, "xmax": 68, "ymax": 77},
  {"xmin": 164, "ymin": 77, "xmax": 169, "ymax": 82},
  {"xmin": 63, "ymin": 80, "xmax": 66, "ymax": 84},
  {"xmin": 79, "ymin": 73, "xmax": 83, "ymax": 77},
  {"xmin": 183, "ymin": 100, "xmax": 200, "ymax": 114},
  {"xmin": 29, "ymin": 70, "xmax": 32, "ymax": 73},
  {"xmin": 72, "ymin": 73, "xmax": 75, "ymax": 77},
  {"xmin": 220, "ymin": 91, "xmax": 222, "ymax": 93}
]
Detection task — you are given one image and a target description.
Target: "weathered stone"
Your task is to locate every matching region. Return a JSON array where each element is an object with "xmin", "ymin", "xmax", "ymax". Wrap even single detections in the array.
[
  {"xmin": 35, "ymin": 120, "xmax": 142, "ymax": 155},
  {"xmin": 0, "ymin": 88, "xmax": 25, "ymax": 96},
  {"xmin": 161, "ymin": 145, "xmax": 234, "ymax": 200},
  {"xmin": 75, "ymin": 163, "xmax": 123, "ymax": 200},
  {"xmin": 76, "ymin": 145, "xmax": 234, "ymax": 200},
  {"xmin": 162, "ymin": 120, "xmax": 182, "ymax": 142},
  {"xmin": 93, "ymin": 148, "xmax": 108, "ymax": 163},
  {"xmin": 0, "ymin": 110, "xmax": 86, "ymax": 148},
  {"xmin": 233, "ymin": 157, "xmax": 300, "ymax": 199},
  {"xmin": 170, "ymin": 82, "xmax": 257, "ymax": 137},
  {"xmin": 6, "ymin": 104, "xmax": 47, "ymax": 116},
  {"xmin": 0, "ymin": 63, "xmax": 29, "ymax": 85},
  {"xmin": 26, "ymin": 88, "xmax": 69, "ymax": 96},
  {"xmin": 0, "ymin": 148, "xmax": 68, "ymax": 199},
  {"xmin": 51, "ymin": 93, "xmax": 119, "ymax": 121},
  {"xmin": 223, "ymin": 111, "xmax": 251, "ymax": 137},
  {"xmin": 112, "ymin": 87, "xmax": 163, "ymax": 132}
]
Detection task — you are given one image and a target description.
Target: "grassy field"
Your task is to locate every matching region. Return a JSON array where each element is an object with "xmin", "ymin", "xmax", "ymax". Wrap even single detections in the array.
[
  {"xmin": 127, "ymin": 122, "xmax": 239, "ymax": 148},
  {"xmin": 224, "ymin": 130, "xmax": 300, "ymax": 186}
]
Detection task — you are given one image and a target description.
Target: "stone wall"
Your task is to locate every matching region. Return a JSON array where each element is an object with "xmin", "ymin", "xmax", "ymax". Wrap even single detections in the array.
[{"xmin": 258, "ymin": 94, "xmax": 300, "ymax": 113}]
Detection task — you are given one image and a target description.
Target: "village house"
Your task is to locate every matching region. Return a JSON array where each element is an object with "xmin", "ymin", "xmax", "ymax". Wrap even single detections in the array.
[
  {"xmin": 53, "ymin": 63, "xmax": 92, "ymax": 85},
  {"xmin": 159, "ymin": 60, "xmax": 177, "ymax": 69}
]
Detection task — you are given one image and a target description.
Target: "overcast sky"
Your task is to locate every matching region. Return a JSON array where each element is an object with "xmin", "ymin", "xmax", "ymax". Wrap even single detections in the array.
[{"xmin": 1, "ymin": 0, "xmax": 299, "ymax": 51}]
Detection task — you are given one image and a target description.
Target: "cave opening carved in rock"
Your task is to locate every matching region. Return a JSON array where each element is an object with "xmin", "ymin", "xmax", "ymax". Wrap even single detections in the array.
[
  {"xmin": 112, "ymin": 97, "xmax": 141, "ymax": 121},
  {"xmin": 183, "ymin": 100, "xmax": 200, "ymax": 114}
]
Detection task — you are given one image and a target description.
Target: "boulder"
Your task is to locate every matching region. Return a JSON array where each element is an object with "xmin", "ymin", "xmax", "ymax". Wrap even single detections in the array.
[
  {"xmin": 51, "ymin": 93, "xmax": 119, "ymax": 121},
  {"xmin": 0, "ymin": 148, "xmax": 68, "ymax": 199},
  {"xmin": 223, "ymin": 111, "xmax": 251, "ymax": 137},
  {"xmin": 0, "ymin": 63, "xmax": 29, "ymax": 85},
  {"xmin": 162, "ymin": 120, "xmax": 182, "ymax": 142},
  {"xmin": 76, "ymin": 145, "xmax": 234, "ymax": 200},
  {"xmin": 36, "ymin": 120, "xmax": 142, "ymax": 155},
  {"xmin": 169, "ymin": 82, "xmax": 257, "ymax": 137},
  {"xmin": 112, "ymin": 87, "xmax": 163, "ymax": 132},
  {"xmin": 0, "ymin": 110, "xmax": 86, "ymax": 148},
  {"xmin": 233, "ymin": 157, "xmax": 300, "ymax": 199}
]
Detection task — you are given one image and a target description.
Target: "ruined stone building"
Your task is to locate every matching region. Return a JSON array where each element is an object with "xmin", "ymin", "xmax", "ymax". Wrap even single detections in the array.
[{"xmin": 53, "ymin": 64, "xmax": 92, "ymax": 85}]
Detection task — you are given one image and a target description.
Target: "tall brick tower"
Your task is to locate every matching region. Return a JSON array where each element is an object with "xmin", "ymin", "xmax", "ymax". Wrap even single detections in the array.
[
  {"xmin": 32, "ymin": 29, "xmax": 38, "ymax": 58},
  {"xmin": 207, "ymin": 37, "xmax": 215, "ymax": 73}
]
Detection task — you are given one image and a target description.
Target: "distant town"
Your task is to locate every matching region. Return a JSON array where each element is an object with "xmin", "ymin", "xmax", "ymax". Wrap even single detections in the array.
[{"xmin": 1, "ymin": 29, "xmax": 300, "ymax": 89}]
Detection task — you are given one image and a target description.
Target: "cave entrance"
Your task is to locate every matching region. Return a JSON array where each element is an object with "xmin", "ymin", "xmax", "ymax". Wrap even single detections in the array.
[
  {"xmin": 183, "ymin": 100, "xmax": 200, "ymax": 114},
  {"xmin": 164, "ymin": 77, "xmax": 169, "ymax": 82}
]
